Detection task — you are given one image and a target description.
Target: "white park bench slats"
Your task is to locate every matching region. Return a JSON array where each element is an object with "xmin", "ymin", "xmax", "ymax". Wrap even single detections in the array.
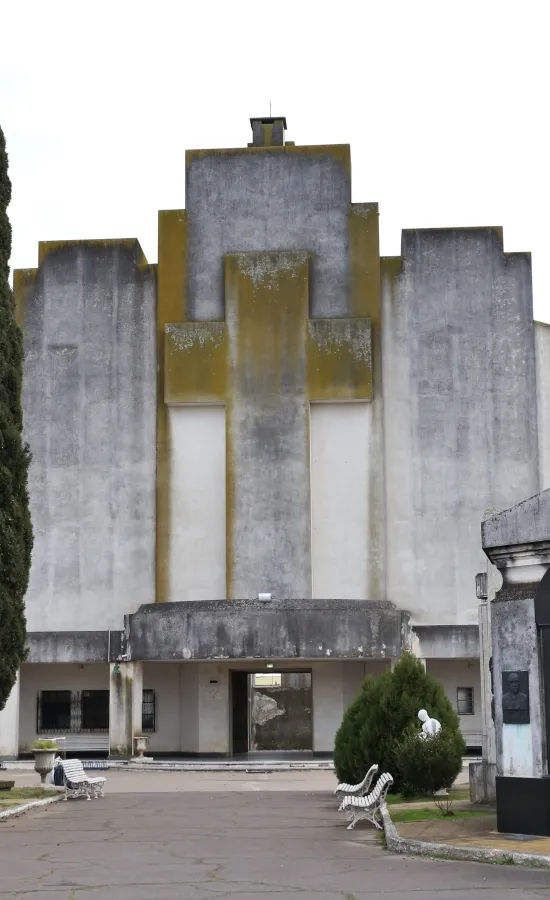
[
  {"xmin": 334, "ymin": 763, "xmax": 378, "ymax": 809},
  {"xmin": 59, "ymin": 759, "xmax": 106, "ymax": 800},
  {"xmin": 341, "ymin": 772, "xmax": 393, "ymax": 830}
]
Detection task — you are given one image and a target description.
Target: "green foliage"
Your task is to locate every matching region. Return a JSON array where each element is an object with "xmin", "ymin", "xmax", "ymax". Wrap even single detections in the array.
[
  {"xmin": 0, "ymin": 124, "xmax": 33, "ymax": 712},
  {"xmin": 31, "ymin": 740, "xmax": 57, "ymax": 750},
  {"xmin": 334, "ymin": 653, "xmax": 463, "ymax": 790},
  {"xmin": 394, "ymin": 727, "xmax": 466, "ymax": 797}
]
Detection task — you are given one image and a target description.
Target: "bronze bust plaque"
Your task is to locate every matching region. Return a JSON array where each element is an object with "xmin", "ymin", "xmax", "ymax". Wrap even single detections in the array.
[{"xmin": 502, "ymin": 671, "xmax": 530, "ymax": 724}]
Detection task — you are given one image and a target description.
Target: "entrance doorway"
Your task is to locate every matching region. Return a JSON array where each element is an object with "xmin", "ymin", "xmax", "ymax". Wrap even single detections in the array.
[{"xmin": 230, "ymin": 670, "xmax": 312, "ymax": 756}]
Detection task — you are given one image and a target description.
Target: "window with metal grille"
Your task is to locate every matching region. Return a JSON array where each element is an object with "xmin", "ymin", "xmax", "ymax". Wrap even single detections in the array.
[
  {"xmin": 457, "ymin": 687, "xmax": 474, "ymax": 715},
  {"xmin": 81, "ymin": 691, "xmax": 109, "ymax": 730},
  {"xmin": 142, "ymin": 689, "xmax": 155, "ymax": 732},
  {"xmin": 38, "ymin": 691, "xmax": 71, "ymax": 731}
]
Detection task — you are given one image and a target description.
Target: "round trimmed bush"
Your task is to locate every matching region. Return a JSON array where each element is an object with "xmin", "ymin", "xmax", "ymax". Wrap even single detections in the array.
[
  {"xmin": 333, "ymin": 652, "xmax": 464, "ymax": 791},
  {"xmin": 394, "ymin": 727, "xmax": 466, "ymax": 797}
]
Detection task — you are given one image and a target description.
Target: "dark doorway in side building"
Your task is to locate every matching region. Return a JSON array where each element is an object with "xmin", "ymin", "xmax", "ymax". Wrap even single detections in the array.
[{"xmin": 230, "ymin": 670, "xmax": 312, "ymax": 756}]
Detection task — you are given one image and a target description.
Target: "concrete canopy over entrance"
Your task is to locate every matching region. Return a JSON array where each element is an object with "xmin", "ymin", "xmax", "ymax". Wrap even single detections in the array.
[{"xmin": 125, "ymin": 598, "xmax": 407, "ymax": 662}]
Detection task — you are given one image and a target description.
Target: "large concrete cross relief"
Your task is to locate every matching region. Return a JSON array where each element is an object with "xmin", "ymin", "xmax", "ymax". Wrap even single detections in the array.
[{"xmin": 164, "ymin": 251, "xmax": 372, "ymax": 600}]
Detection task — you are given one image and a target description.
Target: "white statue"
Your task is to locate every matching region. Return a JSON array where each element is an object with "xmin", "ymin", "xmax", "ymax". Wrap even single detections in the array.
[{"xmin": 418, "ymin": 709, "xmax": 441, "ymax": 740}]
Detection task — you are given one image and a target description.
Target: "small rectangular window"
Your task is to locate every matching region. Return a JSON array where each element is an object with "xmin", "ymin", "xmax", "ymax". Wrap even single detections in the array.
[
  {"xmin": 39, "ymin": 691, "xmax": 71, "ymax": 731},
  {"xmin": 457, "ymin": 687, "xmax": 474, "ymax": 715},
  {"xmin": 142, "ymin": 689, "xmax": 155, "ymax": 732}
]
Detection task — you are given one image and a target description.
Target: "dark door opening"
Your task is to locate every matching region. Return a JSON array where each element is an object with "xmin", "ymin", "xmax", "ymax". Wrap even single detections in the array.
[
  {"xmin": 231, "ymin": 671, "xmax": 249, "ymax": 755},
  {"xmin": 231, "ymin": 670, "xmax": 312, "ymax": 755}
]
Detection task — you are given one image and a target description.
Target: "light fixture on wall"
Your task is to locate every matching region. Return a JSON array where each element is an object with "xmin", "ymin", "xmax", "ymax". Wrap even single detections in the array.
[
  {"xmin": 266, "ymin": 662, "xmax": 274, "ymax": 669},
  {"xmin": 475, "ymin": 573, "xmax": 488, "ymax": 600}
]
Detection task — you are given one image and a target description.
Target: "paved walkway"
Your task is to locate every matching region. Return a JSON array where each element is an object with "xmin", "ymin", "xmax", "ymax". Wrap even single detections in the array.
[{"xmin": 0, "ymin": 772, "xmax": 549, "ymax": 898}]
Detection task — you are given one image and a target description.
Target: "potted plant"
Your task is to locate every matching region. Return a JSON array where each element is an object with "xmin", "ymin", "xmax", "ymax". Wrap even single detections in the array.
[{"xmin": 31, "ymin": 740, "xmax": 58, "ymax": 783}]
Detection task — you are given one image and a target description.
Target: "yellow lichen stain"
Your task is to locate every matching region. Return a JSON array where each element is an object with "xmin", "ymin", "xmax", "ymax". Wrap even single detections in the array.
[
  {"xmin": 224, "ymin": 251, "xmax": 310, "ymax": 597},
  {"xmin": 164, "ymin": 322, "xmax": 227, "ymax": 404},
  {"xmin": 226, "ymin": 251, "xmax": 309, "ymax": 394},
  {"xmin": 307, "ymin": 319, "xmax": 372, "ymax": 401},
  {"xmin": 380, "ymin": 257, "xmax": 403, "ymax": 307},
  {"xmin": 38, "ymin": 238, "xmax": 148, "ymax": 266},
  {"xmin": 12, "ymin": 268, "xmax": 38, "ymax": 330},
  {"xmin": 186, "ymin": 144, "xmax": 351, "ymax": 176},
  {"xmin": 349, "ymin": 204, "xmax": 381, "ymax": 323},
  {"xmin": 156, "ymin": 210, "xmax": 188, "ymax": 604}
]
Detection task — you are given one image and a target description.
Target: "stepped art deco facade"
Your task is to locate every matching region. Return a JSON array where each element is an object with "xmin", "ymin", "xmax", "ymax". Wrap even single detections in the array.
[{"xmin": 1, "ymin": 115, "xmax": 549, "ymax": 758}]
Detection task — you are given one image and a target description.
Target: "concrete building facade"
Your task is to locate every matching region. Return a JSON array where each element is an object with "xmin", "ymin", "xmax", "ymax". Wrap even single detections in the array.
[{"xmin": 1, "ymin": 116, "xmax": 546, "ymax": 758}]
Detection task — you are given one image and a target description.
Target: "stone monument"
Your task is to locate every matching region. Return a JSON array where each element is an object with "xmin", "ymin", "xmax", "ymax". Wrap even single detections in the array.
[{"xmin": 482, "ymin": 489, "xmax": 550, "ymax": 836}]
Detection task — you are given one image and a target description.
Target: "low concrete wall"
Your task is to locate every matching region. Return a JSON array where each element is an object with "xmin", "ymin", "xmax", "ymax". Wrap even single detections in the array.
[
  {"xmin": 469, "ymin": 761, "xmax": 496, "ymax": 804},
  {"xmin": 25, "ymin": 632, "xmax": 111, "ymax": 663},
  {"xmin": 412, "ymin": 626, "xmax": 479, "ymax": 659}
]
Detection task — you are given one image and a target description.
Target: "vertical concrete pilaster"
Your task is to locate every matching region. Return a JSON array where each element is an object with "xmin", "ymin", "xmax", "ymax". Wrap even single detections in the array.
[
  {"xmin": 109, "ymin": 662, "xmax": 143, "ymax": 757},
  {"xmin": 0, "ymin": 673, "xmax": 20, "ymax": 758},
  {"xmin": 131, "ymin": 662, "xmax": 144, "ymax": 744}
]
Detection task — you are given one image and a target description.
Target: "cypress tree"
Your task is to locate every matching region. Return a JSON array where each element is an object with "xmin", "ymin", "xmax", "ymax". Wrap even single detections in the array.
[{"xmin": 0, "ymin": 124, "xmax": 33, "ymax": 711}]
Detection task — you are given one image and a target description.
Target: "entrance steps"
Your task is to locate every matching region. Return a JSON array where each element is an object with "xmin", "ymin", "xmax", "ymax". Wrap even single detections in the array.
[{"xmin": 86, "ymin": 757, "xmax": 336, "ymax": 773}]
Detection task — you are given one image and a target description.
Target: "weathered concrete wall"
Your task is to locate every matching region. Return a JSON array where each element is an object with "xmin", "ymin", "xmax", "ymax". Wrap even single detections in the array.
[
  {"xmin": 185, "ymin": 146, "xmax": 351, "ymax": 320},
  {"xmin": 141, "ymin": 663, "xmax": 182, "ymax": 754},
  {"xmin": 251, "ymin": 684, "xmax": 312, "ymax": 751},
  {"xmin": 427, "ymin": 659, "xmax": 482, "ymax": 747},
  {"xmin": 16, "ymin": 242, "xmax": 156, "ymax": 631},
  {"xmin": 382, "ymin": 229, "xmax": 538, "ymax": 626},
  {"xmin": 0, "ymin": 676, "xmax": 20, "ymax": 757},
  {"xmin": 310, "ymin": 403, "xmax": 371, "ymax": 598},
  {"xmin": 18, "ymin": 662, "xmax": 109, "ymax": 753},
  {"xmin": 198, "ymin": 664, "xmax": 229, "ymax": 754},
  {"xmin": 225, "ymin": 252, "xmax": 312, "ymax": 599},
  {"xmin": 180, "ymin": 664, "xmax": 199, "ymax": 754},
  {"xmin": 312, "ymin": 661, "xmax": 344, "ymax": 752},
  {"xmin": 535, "ymin": 322, "xmax": 550, "ymax": 491},
  {"xmin": 168, "ymin": 406, "xmax": 226, "ymax": 601},
  {"xmin": 25, "ymin": 632, "xmax": 110, "ymax": 664},
  {"xmin": 482, "ymin": 488, "xmax": 550, "ymax": 550},
  {"xmin": 127, "ymin": 599, "xmax": 407, "ymax": 661},
  {"xmin": 469, "ymin": 760, "xmax": 497, "ymax": 803},
  {"xmin": 411, "ymin": 626, "xmax": 479, "ymax": 659}
]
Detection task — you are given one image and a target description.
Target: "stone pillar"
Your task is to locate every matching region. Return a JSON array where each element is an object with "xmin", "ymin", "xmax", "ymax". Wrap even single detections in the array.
[
  {"xmin": 479, "ymin": 560, "xmax": 499, "ymax": 765},
  {"xmin": 109, "ymin": 662, "xmax": 143, "ymax": 758},
  {"xmin": 131, "ymin": 662, "xmax": 144, "ymax": 744},
  {"xmin": 482, "ymin": 490, "xmax": 550, "ymax": 835},
  {"xmin": 0, "ymin": 673, "xmax": 20, "ymax": 758}
]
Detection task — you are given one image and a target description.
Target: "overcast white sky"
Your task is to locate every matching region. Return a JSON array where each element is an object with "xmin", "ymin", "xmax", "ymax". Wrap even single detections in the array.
[{"xmin": 2, "ymin": 0, "xmax": 548, "ymax": 319}]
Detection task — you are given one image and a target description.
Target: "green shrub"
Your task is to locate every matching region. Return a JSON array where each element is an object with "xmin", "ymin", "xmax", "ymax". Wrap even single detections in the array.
[
  {"xmin": 31, "ymin": 740, "xmax": 57, "ymax": 750},
  {"xmin": 394, "ymin": 727, "xmax": 466, "ymax": 797},
  {"xmin": 334, "ymin": 652, "xmax": 463, "ymax": 790}
]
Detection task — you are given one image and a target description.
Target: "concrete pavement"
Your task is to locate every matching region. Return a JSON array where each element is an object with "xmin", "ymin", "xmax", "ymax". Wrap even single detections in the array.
[{"xmin": 0, "ymin": 773, "xmax": 549, "ymax": 898}]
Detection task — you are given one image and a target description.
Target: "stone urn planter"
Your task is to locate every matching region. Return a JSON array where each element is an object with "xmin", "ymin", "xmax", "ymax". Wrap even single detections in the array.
[
  {"xmin": 134, "ymin": 735, "xmax": 150, "ymax": 758},
  {"xmin": 32, "ymin": 743, "xmax": 57, "ymax": 784}
]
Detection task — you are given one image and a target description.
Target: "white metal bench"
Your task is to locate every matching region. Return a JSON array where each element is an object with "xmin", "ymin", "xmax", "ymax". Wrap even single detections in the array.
[
  {"xmin": 341, "ymin": 772, "xmax": 393, "ymax": 830},
  {"xmin": 60, "ymin": 759, "xmax": 106, "ymax": 800},
  {"xmin": 334, "ymin": 763, "xmax": 378, "ymax": 809}
]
